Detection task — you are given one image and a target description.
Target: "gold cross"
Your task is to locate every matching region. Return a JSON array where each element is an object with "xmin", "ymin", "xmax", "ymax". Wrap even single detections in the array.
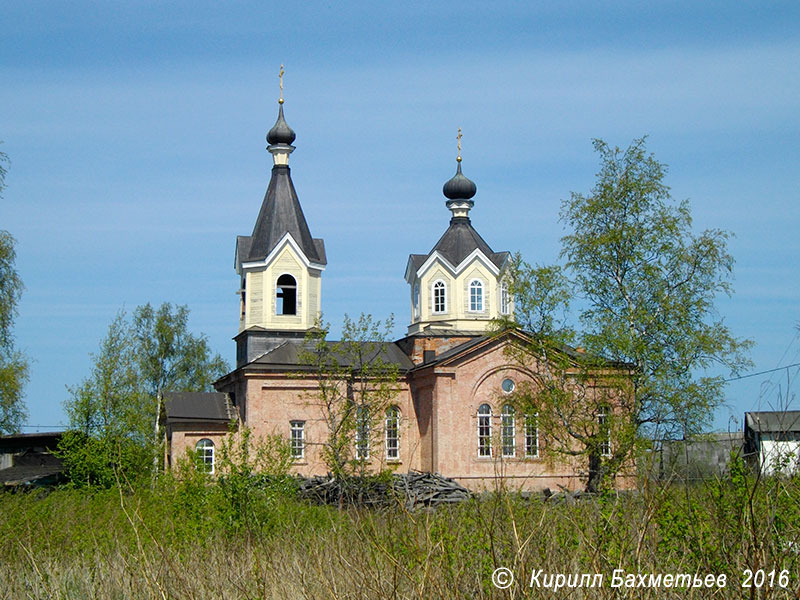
[
  {"xmin": 279, "ymin": 64, "xmax": 285, "ymax": 104},
  {"xmin": 457, "ymin": 127, "xmax": 462, "ymax": 162}
]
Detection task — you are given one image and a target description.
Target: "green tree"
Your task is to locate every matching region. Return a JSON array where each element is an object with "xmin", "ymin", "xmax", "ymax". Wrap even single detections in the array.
[
  {"xmin": 561, "ymin": 137, "xmax": 751, "ymax": 436},
  {"xmin": 62, "ymin": 303, "xmax": 229, "ymax": 485},
  {"xmin": 300, "ymin": 314, "xmax": 400, "ymax": 479},
  {"xmin": 503, "ymin": 138, "xmax": 752, "ymax": 492},
  {"xmin": 500, "ymin": 254, "xmax": 625, "ymax": 494},
  {"xmin": 131, "ymin": 303, "xmax": 229, "ymax": 467},
  {"xmin": 0, "ymin": 146, "xmax": 29, "ymax": 433}
]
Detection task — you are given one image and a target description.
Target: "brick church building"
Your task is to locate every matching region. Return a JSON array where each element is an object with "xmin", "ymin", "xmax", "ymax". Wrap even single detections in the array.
[{"xmin": 165, "ymin": 95, "xmax": 630, "ymax": 491}]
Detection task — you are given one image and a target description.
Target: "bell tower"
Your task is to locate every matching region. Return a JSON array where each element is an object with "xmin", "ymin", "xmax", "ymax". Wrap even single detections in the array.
[{"xmin": 233, "ymin": 67, "xmax": 326, "ymax": 366}]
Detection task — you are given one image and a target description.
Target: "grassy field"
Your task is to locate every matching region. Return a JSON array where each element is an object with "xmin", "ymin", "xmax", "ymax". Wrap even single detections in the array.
[{"xmin": 1, "ymin": 468, "xmax": 799, "ymax": 599}]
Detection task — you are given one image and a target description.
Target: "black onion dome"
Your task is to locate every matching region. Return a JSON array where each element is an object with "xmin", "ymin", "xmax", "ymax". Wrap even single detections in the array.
[
  {"xmin": 267, "ymin": 103, "xmax": 296, "ymax": 145},
  {"xmin": 442, "ymin": 162, "xmax": 477, "ymax": 200}
]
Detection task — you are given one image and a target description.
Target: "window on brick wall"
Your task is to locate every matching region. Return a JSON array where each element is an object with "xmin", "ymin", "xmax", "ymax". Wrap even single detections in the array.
[
  {"xmin": 478, "ymin": 403, "xmax": 492, "ymax": 457},
  {"xmin": 290, "ymin": 420, "xmax": 305, "ymax": 460},
  {"xmin": 385, "ymin": 406, "xmax": 400, "ymax": 461},
  {"xmin": 355, "ymin": 406, "xmax": 370, "ymax": 460},
  {"xmin": 598, "ymin": 406, "xmax": 611, "ymax": 457},
  {"xmin": 195, "ymin": 438, "xmax": 215, "ymax": 473},
  {"xmin": 525, "ymin": 413, "xmax": 539, "ymax": 458},
  {"xmin": 501, "ymin": 404, "xmax": 516, "ymax": 457}
]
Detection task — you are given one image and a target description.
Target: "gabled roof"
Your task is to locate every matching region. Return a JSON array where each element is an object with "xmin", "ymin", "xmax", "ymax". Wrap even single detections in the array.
[
  {"xmin": 0, "ymin": 435, "xmax": 65, "ymax": 487},
  {"xmin": 242, "ymin": 164, "xmax": 326, "ymax": 266},
  {"xmin": 745, "ymin": 411, "xmax": 800, "ymax": 433},
  {"xmin": 245, "ymin": 338, "xmax": 415, "ymax": 372},
  {"xmin": 411, "ymin": 329, "xmax": 629, "ymax": 372},
  {"xmin": 429, "ymin": 217, "xmax": 507, "ymax": 270},
  {"xmin": 165, "ymin": 392, "xmax": 234, "ymax": 424},
  {"xmin": 407, "ymin": 217, "xmax": 509, "ymax": 282},
  {"xmin": 0, "ymin": 431, "xmax": 64, "ymax": 452}
]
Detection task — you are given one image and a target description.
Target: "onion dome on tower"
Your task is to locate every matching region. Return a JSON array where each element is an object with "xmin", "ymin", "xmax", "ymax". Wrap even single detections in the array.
[
  {"xmin": 267, "ymin": 102, "xmax": 296, "ymax": 146},
  {"xmin": 233, "ymin": 65, "xmax": 326, "ymax": 366},
  {"xmin": 442, "ymin": 128, "xmax": 477, "ymax": 219},
  {"xmin": 404, "ymin": 129, "xmax": 510, "ymax": 336}
]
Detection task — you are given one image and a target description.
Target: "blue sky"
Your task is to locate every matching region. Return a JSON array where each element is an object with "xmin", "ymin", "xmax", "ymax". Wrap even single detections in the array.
[{"xmin": 2, "ymin": 1, "xmax": 799, "ymax": 433}]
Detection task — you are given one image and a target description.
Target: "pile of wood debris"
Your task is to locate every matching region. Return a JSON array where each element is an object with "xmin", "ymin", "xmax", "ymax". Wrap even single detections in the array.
[{"xmin": 295, "ymin": 471, "xmax": 473, "ymax": 508}]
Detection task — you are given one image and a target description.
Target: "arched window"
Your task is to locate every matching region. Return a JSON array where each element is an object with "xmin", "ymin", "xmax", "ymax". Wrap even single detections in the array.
[
  {"xmin": 432, "ymin": 280, "xmax": 446, "ymax": 314},
  {"xmin": 477, "ymin": 404, "xmax": 492, "ymax": 457},
  {"xmin": 385, "ymin": 406, "xmax": 400, "ymax": 461},
  {"xmin": 469, "ymin": 279, "xmax": 483, "ymax": 312},
  {"xmin": 195, "ymin": 438, "xmax": 215, "ymax": 473},
  {"xmin": 276, "ymin": 274, "xmax": 297, "ymax": 315},
  {"xmin": 501, "ymin": 404, "xmax": 516, "ymax": 457},
  {"xmin": 500, "ymin": 281, "xmax": 510, "ymax": 315},
  {"xmin": 355, "ymin": 406, "xmax": 370, "ymax": 460}
]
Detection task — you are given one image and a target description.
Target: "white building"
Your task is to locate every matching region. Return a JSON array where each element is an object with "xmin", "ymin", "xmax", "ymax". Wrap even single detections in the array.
[{"xmin": 744, "ymin": 411, "xmax": 800, "ymax": 475}]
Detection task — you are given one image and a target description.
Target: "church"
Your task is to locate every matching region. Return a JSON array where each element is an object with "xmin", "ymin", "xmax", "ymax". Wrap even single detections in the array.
[{"xmin": 165, "ymin": 92, "xmax": 631, "ymax": 492}]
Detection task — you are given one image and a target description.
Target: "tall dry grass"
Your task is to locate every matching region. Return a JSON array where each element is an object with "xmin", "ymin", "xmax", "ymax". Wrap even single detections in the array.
[{"xmin": 1, "ymin": 466, "xmax": 798, "ymax": 599}]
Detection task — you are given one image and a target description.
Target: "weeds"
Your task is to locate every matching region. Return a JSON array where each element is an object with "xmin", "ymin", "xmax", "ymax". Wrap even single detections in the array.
[{"xmin": 1, "ymin": 470, "xmax": 798, "ymax": 599}]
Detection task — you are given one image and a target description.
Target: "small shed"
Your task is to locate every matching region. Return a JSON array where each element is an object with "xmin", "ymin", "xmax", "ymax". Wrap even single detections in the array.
[
  {"xmin": 744, "ymin": 411, "xmax": 800, "ymax": 475},
  {"xmin": 0, "ymin": 431, "xmax": 66, "ymax": 487}
]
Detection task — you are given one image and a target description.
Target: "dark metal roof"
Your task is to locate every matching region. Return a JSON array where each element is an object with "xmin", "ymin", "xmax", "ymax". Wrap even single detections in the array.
[
  {"xmin": 243, "ymin": 165, "xmax": 326, "ymax": 265},
  {"xmin": 745, "ymin": 411, "xmax": 800, "ymax": 433},
  {"xmin": 0, "ymin": 445, "xmax": 65, "ymax": 487},
  {"xmin": 0, "ymin": 464, "xmax": 65, "ymax": 486},
  {"xmin": 235, "ymin": 235, "xmax": 253, "ymax": 268},
  {"xmin": 245, "ymin": 338, "xmax": 415, "ymax": 371},
  {"xmin": 409, "ymin": 329, "xmax": 628, "ymax": 371},
  {"xmin": 165, "ymin": 392, "xmax": 233, "ymax": 423},
  {"xmin": 0, "ymin": 431, "xmax": 63, "ymax": 452},
  {"xmin": 426, "ymin": 217, "xmax": 508, "ymax": 269},
  {"xmin": 408, "ymin": 254, "xmax": 427, "ymax": 273}
]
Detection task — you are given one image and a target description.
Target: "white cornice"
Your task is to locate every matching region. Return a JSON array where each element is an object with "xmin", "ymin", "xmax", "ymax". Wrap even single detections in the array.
[
  {"xmin": 240, "ymin": 232, "xmax": 327, "ymax": 272},
  {"xmin": 408, "ymin": 248, "xmax": 501, "ymax": 283}
]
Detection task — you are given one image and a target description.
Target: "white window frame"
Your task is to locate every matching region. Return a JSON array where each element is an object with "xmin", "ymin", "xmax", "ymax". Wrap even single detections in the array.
[
  {"xmin": 501, "ymin": 404, "xmax": 516, "ymax": 458},
  {"xmin": 598, "ymin": 407, "xmax": 611, "ymax": 457},
  {"xmin": 432, "ymin": 280, "xmax": 447, "ymax": 314},
  {"xmin": 413, "ymin": 281, "xmax": 420, "ymax": 320},
  {"xmin": 477, "ymin": 403, "xmax": 492, "ymax": 458},
  {"xmin": 469, "ymin": 279, "xmax": 484, "ymax": 312},
  {"xmin": 500, "ymin": 281, "xmax": 510, "ymax": 315},
  {"xmin": 355, "ymin": 406, "xmax": 370, "ymax": 460},
  {"xmin": 290, "ymin": 420, "xmax": 305, "ymax": 460},
  {"xmin": 195, "ymin": 438, "xmax": 215, "ymax": 474},
  {"xmin": 385, "ymin": 406, "xmax": 400, "ymax": 461},
  {"xmin": 525, "ymin": 413, "xmax": 539, "ymax": 458}
]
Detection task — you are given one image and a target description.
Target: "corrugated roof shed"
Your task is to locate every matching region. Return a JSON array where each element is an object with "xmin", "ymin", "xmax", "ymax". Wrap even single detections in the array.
[{"xmin": 745, "ymin": 410, "xmax": 800, "ymax": 433}]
